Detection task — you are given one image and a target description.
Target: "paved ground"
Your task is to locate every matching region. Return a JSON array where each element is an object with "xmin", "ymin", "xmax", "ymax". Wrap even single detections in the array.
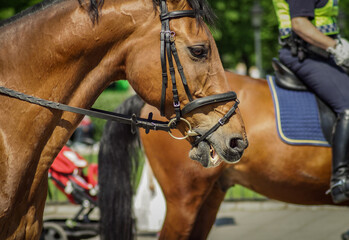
[
  {"xmin": 43, "ymin": 200, "xmax": 349, "ymax": 240},
  {"xmin": 209, "ymin": 201, "xmax": 349, "ymax": 240}
]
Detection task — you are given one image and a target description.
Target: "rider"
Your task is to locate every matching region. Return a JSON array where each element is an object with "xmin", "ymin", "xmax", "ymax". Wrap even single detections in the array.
[{"xmin": 272, "ymin": 0, "xmax": 349, "ymax": 203}]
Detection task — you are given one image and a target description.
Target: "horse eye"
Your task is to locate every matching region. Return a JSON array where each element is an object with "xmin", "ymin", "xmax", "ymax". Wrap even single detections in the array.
[{"xmin": 188, "ymin": 46, "xmax": 208, "ymax": 59}]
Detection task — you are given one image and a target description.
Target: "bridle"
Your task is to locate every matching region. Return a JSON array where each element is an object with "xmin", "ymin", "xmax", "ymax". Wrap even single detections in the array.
[
  {"xmin": 0, "ymin": 0, "xmax": 239, "ymax": 147},
  {"xmin": 158, "ymin": 0, "xmax": 239, "ymax": 145}
]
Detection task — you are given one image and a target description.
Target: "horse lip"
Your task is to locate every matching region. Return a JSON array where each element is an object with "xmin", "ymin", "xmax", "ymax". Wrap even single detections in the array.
[
  {"xmin": 207, "ymin": 144, "xmax": 223, "ymax": 167},
  {"xmin": 214, "ymin": 144, "xmax": 243, "ymax": 164},
  {"xmin": 188, "ymin": 140, "xmax": 211, "ymax": 168},
  {"xmin": 189, "ymin": 128, "xmax": 245, "ymax": 167},
  {"xmin": 188, "ymin": 139, "xmax": 225, "ymax": 168},
  {"xmin": 222, "ymin": 151, "xmax": 243, "ymax": 164},
  {"xmin": 212, "ymin": 137, "xmax": 245, "ymax": 164}
]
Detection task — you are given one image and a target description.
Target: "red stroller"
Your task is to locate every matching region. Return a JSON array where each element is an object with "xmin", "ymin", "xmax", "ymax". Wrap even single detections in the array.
[{"xmin": 41, "ymin": 145, "xmax": 99, "ymax": 240}]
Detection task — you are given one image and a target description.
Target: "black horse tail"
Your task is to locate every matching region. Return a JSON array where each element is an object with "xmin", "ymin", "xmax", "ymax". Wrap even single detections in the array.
[{"xmin": 98, "ymin": 94, "xmax": 144, "ymax": 240}]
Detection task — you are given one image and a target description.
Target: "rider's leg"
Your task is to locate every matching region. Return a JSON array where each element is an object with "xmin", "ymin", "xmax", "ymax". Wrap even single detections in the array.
[
  {"xmin": 279, "ymin": 48, "xmax": 349, "ymax": 204},
  {"xmin": 330, "ymin": 110, "xmax": 349, "ymax": 203}
]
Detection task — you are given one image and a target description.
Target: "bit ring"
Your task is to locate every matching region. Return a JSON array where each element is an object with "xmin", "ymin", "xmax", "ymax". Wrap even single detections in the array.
[{"xmin": 168, "ymin": 117, "xmax": 198, "ymax": 140}]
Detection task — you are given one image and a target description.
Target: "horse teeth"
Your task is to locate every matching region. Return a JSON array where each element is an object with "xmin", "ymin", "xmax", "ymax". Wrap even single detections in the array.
[
  {"xmin": 210, "ymin": 156, "xmax": 217, "ymax": 164},
  {"xmin": 209, "ymin": 145, "xmax": 220, "ymax": 166}
]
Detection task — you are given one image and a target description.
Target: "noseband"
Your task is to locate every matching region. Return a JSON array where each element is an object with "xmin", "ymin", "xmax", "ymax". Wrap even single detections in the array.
[
  {"xmin": 0, "ymin": 0, "xmax": 239, "ymax": 147},
  {"xmin": 158, "ymin": 0, "xmax": 239, "ymax": 146}
]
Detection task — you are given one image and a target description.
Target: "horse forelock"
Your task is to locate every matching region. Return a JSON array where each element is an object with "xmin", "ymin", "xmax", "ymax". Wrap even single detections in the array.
[
  {"xmin": 78, "ymin": 0, "xmax": 105, "ymax": 24},
  {"xmin": 0, "ymin": 0, "xmax": 215, "ymax": 28},
  {"xmin": 152, "ymin": 0, "xmax": 216, "ymax": 26}
]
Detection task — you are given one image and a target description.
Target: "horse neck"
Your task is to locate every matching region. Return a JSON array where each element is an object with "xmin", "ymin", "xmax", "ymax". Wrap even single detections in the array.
[{"xmin": 0, "ymin": 0, "xmax": 152, "ymax": 108}]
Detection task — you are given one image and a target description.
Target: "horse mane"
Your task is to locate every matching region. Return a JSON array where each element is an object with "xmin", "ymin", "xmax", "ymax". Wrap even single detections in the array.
[
  {"xmin": 78, "ymin": 0, "xmax": 105, "ymax": 24},
  {"xmin": 0, "ymin": 0, "xmax": 104, "ymax": 28},
  {"xmin": 152, "ymin": 0, "xmax": 216, "ymax": 26},
  {"xmin": 0, "ymin": 0, "xmax": 214, "ymax": 28}
]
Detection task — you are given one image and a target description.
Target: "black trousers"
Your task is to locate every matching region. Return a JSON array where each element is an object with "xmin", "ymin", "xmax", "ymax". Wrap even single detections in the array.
[{"xmin": 279, "ymin": 47, "xmax": 349, "ymax": 114}]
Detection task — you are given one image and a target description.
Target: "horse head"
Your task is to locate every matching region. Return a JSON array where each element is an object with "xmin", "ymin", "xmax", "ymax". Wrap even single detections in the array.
[{"xmin": 123, "ymin": 0, "xmax": 248, "ymax": 167}]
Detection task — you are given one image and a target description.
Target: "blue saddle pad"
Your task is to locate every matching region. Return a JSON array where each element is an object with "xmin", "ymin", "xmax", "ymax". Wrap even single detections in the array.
[{"xmin": 266, "ymin": 75, "xmax": 330, "ymax": 146}]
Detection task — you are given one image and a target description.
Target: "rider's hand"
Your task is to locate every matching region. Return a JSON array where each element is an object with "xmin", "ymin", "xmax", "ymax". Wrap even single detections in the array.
[{"xmin": 327, "ymin": 38, "xmax": 349, "ymax": 67}]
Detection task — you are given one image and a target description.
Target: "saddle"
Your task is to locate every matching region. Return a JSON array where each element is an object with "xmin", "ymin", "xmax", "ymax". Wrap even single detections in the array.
[{"xmin": 271, "ymin": 58, "xmax": 336, "ymax": 144}]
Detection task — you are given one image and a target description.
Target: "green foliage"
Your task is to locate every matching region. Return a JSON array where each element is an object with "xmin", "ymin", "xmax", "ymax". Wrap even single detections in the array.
[
  {"xmin": 225, "ymin": 184, "xmax": 266, "ymax": 201},
  {"xmin": 0, "ymin": 0, "xmax": 42, "ymax": 20},
  {"xmin": 5, "ymin": 0, "xmax": 346, "ymax": 204},
  {"xmin": 90, "ymin": 89, "xmax": 133, "ymax": 141},
  {"xmin": 208, "ymin": 0, "xmax": 279, "ymax": 74},
  {"xmin": 209, "ymin": 0, "xmax": 349, "ymax": 74},
  {"xmin": 1, "ymin": 0, "xmax": 348, "ymax": 73}
]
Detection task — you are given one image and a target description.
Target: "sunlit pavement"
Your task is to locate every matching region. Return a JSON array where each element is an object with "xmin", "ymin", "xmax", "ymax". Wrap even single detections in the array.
[{"xmin": 43, "ymin": 200, "xmax": 349, "ymax": 240}]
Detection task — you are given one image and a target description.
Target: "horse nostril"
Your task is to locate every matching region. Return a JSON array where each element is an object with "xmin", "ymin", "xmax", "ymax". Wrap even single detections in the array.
[
  {"xmin": 229, "ymin": 137, "xmax": 248, "ymax": 150},
  {"xmin": 230, "ymin": 138, "xmax": 239, "ymax": 149}
]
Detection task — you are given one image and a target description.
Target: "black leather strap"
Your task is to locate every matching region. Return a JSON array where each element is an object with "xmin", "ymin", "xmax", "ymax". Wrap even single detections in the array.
[
  {"xmin": 160, "ymin": 10, "xmax": 196, "ymax": 21},
  {"xmin": 158, "ymin": 1, "xmax": 240, "ymax": 146},
  {"xmin": 166, "ymin": 31, "xmax": 181, "ymax": 120},
  {"xmin": 181, "ymin": 91, "xmax": 237, "ymax": 115},
  {"xmin": 0, "ymin": 86, "xmax": 172, "ymax": 132},
  {"xmin": 170, "ymin": 41, "xmax": 193, "ymax": 102},
  {"xmin": 159, "ymin": 0, "xmax": 195, "ymax": 118},
  {"xmin": 160, "ymin": 32, "xmax": 168, "ymax": 115},
  {"xmin": 160, "ymin": 0, "xmax": 169, "ymax": 116},
  {"xmin": 191, "ymin": 99, "xmax": 240, "ymax": 146}
]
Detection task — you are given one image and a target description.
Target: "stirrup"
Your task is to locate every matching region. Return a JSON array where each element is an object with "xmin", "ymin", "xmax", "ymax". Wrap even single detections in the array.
[{"xmin": 327, "ymin": 177, "xmax": 349, "ymax": 204}]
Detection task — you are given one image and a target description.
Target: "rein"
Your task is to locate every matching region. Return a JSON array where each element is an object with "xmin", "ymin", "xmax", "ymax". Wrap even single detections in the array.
[
  {"xmin": 0, "ymin": 0, "xmax": 240, "ymax": 146},
  {"xmin": 0, "ymin": 86, "xmax": 171, "ymax": 133}
]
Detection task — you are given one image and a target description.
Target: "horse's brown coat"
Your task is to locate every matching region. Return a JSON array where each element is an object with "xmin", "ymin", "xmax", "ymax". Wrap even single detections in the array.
[
  {"xmin": 140, "ymin": 71, "xmax": 341, "ymax": 240},
  {"xmin": 0, "ymin": 1, "xmax": 246, "ymax": 239}
]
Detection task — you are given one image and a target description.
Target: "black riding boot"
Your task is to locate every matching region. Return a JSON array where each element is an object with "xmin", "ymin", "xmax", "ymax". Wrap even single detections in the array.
[{"xmin": 330, "ymin": 110, "xmax": 349, "ymax": 204}]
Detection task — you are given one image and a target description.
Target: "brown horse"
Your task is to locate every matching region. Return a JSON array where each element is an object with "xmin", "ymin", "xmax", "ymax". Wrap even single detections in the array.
[
  {"xmin": 0, "ymin": 0, "xmax": 247, "ymax": 239},
  {"xmin": 99, "ymin": 70, "xmax": 348, "ymax": 240}
]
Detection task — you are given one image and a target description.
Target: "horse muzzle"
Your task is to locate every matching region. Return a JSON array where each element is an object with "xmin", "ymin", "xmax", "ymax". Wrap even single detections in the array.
[{"xmin": 189, "ymin": 131, "xmax": 248, "ymax": 168}]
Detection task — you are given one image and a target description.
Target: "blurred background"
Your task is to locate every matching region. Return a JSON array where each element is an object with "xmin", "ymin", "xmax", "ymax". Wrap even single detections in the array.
[
  {"xmin": 1, "ymin": 0, "xmax": 348, "ymax": 143},
  {"xmin": 1, "ymin": 0, "xmax": 348, "ymax": 203},
  {"xmin": 4, "ymin": 3, "xmax": 349, "ymax": 239}
]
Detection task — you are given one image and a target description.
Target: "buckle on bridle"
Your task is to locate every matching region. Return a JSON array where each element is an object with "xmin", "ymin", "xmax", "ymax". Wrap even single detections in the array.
[
  {"xmin": 173, "ymin": 100, "xmax": 180, "ymax": 108},
  {"xmin": 218, "ymin": 118, "xmax": 225, "ymax": 126},
  {"xmin": 170, "ymin": 31, "xmax": 175, "ymax": 42},
  {"xmin": 160, "ymin": 30, "xmax": 176, "ymax": 42}
]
